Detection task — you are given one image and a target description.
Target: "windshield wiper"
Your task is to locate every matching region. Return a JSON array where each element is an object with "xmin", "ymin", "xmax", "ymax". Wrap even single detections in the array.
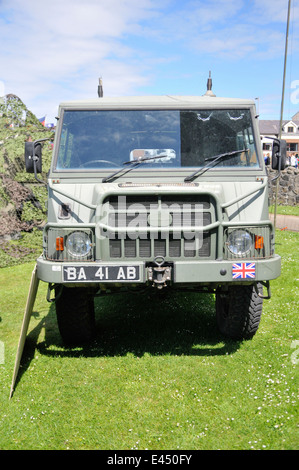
[
  {"xmin": 102, "ymin": 154, "xmax": 170, "ymax": 182},
  {"xmin": 184, "ymin": 149, "xmax": 249, "ymax": 182}
]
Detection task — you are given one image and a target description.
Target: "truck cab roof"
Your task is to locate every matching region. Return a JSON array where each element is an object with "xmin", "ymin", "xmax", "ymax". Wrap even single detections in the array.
[{"xmin": 58, "ymin": 95, "xmax": 255, "ymax": 111}]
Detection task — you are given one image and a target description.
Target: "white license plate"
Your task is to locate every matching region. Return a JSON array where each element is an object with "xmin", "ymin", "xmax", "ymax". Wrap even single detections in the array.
[{"xmin": 63, "ymin": 265, "xmax": 140, "ymax": 282}]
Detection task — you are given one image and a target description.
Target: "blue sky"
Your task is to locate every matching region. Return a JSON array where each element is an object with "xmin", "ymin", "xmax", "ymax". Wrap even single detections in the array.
[{"xmin": 0, "ymin": 0, "xmax": 298, "ymax": 124}]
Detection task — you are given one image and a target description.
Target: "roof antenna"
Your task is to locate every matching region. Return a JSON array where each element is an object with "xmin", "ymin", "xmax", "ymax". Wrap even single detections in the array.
[
  {"xmin": 203, "ymin": 71, "xmax": 216, "ymax": 97},
  {"xmin": 98, "ymin": 77, "xmax": 103, "ymax": 98}
]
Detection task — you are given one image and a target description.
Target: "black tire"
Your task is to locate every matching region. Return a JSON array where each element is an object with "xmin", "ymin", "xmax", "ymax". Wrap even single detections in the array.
[
  {"xmin": 55, "ymin": 286, "xmax": 96, "ymax": 345},
  {"xmin": 216, "ymin": 283, "xmax": 263, "ymax": 340}
]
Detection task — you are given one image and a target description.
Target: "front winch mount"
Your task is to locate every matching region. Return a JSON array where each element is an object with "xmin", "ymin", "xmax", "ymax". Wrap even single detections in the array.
[{"xmin": 147, "ymin": 256, "xmax": 172, "ymax": 289}]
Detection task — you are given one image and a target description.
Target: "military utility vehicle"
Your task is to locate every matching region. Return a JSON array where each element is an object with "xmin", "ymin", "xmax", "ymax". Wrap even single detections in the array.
[{"xmin": 25, "ymin": 85, "xmax": 286, "ymax": 344}]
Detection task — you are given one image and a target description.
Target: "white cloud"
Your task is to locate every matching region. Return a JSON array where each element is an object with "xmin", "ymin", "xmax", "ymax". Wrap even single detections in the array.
[
  {"xmin": 251, "ymin": 0, "xmax": 299, "ymax": 25},
  {"xmin": 0, "ymin": 0, "xmax": 159, "ymax": 118},
  {"xmin": 0, "ymin": 0, "xmax": 298, "ymax": 121},
  {"xmin": 140, "ymin": 0, "xmax": 297, "ymax": 60}
]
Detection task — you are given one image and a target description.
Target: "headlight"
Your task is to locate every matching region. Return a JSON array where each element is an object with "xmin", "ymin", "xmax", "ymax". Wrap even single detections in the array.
[
  {"xmin": 227, "ymin": 229, "xmax": 253, "ymax": 256},
  {"xmin": 66, "ymin": 231, "xmax": 92, "ymax": 258}
]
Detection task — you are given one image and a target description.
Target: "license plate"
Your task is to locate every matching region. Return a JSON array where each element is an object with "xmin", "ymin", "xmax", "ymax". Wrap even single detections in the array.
[{"xmin": 63, "ymin": 265, "xmax": 140, "ymax": 282}]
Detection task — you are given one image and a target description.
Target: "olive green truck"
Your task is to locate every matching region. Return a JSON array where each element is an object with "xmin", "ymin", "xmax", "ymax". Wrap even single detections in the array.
[{"xmin": 24, "ymin": 92, "xmax": 286, "ymax": 344}]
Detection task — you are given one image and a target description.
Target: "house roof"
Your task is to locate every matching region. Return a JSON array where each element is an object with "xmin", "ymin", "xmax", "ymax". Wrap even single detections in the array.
[{"xmin": 259, "ymin": 119, "xmax": 299, "ymax": 135}]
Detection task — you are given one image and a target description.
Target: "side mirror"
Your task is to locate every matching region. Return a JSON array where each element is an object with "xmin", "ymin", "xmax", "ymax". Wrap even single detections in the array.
[
  {"xmin": 272, "ymin": 139, "xmax": 287, "ymax": 171},
  {"xmin": 25, "ymin": 141, "xmax": 42, "ymax": 173}
]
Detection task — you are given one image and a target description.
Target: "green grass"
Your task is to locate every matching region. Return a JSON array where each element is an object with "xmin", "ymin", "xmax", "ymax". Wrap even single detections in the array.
[
  {"xmin": 269, "ymin": 204, "xmax": 299, "ymax": 216},
  {"xmin": 0, "ymin": 230, "xmax": 298, "ymax": 450}
]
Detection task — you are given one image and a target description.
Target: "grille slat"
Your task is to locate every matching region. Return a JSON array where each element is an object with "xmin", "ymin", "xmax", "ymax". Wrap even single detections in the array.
[
  {"xmin": 124, "ymin": 239, "xmax": 136, "ymax": 257},
  {"xmin": 139, "ymin": 239, "xmax": 151, "ymax": 257},
  {"xmin": 109, "ymin": 239, "xmax": 121, "ymax": 258},
  {"xmin": 154, "ymin": 239, "xmax": 166, "ymax": 257}
]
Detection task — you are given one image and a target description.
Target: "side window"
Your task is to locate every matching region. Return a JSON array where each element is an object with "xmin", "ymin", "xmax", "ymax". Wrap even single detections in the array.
[
  {"xmin": 245, "ymin": 126, "xmax": 258, "ymax": 166},
  {"xmin": 57, "ymin": 128, "xmax": 74, "ymax": 169},
  {"xmin": 57, "ymin": 128, "xmax": 67, "ymax": 169},
  {"xmin": 236, "ymin": 127, "xmax": 258, "ymax": 167}
]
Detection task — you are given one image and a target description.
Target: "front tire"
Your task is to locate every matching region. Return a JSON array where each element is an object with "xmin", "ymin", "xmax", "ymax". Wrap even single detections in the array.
[
  {"xmin": 216, "ymin": 283, "xmax": 263, "ymax": 340},
  {"xmin": 55, "ymin": 286, "xmax": 96, "ymax": 345}
]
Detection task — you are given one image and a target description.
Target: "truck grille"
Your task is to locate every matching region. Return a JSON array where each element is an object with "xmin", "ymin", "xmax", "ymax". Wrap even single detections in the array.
[{"xmin": 101, "ymin": 195, "xmax": 215, "ymax": 260}]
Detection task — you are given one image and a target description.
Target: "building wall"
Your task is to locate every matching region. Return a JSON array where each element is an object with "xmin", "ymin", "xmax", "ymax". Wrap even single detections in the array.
[{"xmin": 259, "ymin": 115, "xmax": 299, "ymax": 162}]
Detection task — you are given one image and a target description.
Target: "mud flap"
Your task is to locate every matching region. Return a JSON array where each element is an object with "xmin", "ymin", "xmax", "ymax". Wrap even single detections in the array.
[{"xmin": 9, "ymin": 264, "xmax": 39, "ymax": 399}]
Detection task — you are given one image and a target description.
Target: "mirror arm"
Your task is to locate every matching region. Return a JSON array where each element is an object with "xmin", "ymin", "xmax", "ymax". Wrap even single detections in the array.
[
  {"xmin": 271, "ymin": 155, "xmax": 281, "ymax": 182},
  {"xmin": 33, "ymin": 157, "xmax": 46, "ymax": 185}
]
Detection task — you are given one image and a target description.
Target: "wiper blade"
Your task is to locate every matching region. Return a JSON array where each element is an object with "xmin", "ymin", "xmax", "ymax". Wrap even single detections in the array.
[
  {"xmin": 184, "ymin": 149, "xmax": 249, "ymax": 182},
  {"xmin": 102, "ymin": 154, "xmax": 169, "ymax": 183}
]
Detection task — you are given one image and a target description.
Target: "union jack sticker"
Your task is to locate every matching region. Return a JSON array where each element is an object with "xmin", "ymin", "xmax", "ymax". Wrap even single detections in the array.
[{"xmin": 232, "ymin": 262, "xmax": 256, "ymax": 279}]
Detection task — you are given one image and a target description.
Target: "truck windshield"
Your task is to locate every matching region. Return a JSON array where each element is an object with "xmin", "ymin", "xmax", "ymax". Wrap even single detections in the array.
[{"xmin": 55, "ymin": 109, "xmax": 259, "ymax": 171}]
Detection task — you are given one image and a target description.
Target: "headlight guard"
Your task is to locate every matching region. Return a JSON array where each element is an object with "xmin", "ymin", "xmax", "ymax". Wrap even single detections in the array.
[{"xmin": 44, "ymin": 227, "xmax": 94, "ymax": 261}]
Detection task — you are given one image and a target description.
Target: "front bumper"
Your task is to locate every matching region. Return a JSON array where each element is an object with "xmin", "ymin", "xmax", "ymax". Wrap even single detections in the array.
[{"xmin": 36, "ymin": 255, "xmax": 281, "ymax": 285}]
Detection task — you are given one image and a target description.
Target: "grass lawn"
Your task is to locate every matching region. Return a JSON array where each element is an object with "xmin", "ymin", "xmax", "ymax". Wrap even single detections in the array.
[
  {"xmin": 269, "ymin": 204, "xmax": 299, "ymax": 217},
  {"xmin": 0, "ymin": 230, "xmax": 298, "ymax": 450}
]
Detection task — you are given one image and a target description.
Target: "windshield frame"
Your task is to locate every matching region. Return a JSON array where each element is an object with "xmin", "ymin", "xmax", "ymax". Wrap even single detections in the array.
[{"xmin": 51, "ymin": 104, "xmax": 263, "ymax": 177}]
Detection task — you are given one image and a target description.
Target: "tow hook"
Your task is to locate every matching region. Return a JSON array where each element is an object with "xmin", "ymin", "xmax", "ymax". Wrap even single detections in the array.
[{"xmin": 147, "ymin": 256, "xmax": 172, "ymax": 289}]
